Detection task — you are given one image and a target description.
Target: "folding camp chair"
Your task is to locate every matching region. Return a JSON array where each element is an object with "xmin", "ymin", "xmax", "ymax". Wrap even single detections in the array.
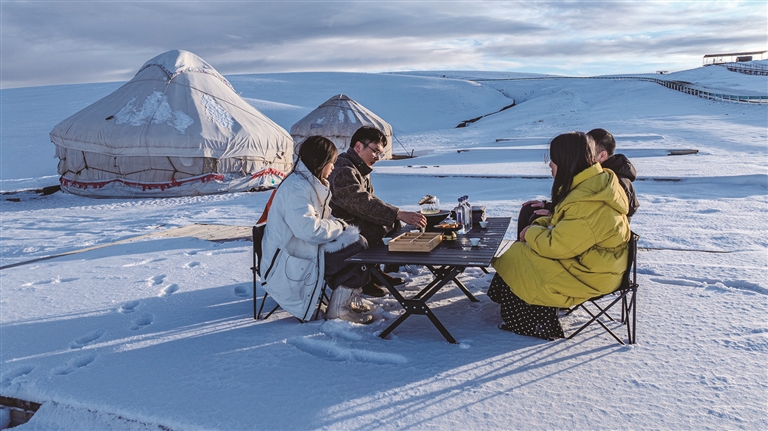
[
  {"xmin": 251, "ymin": 224, "xmax": 278, "ymax": 320},
  {"xmin": 250, "ymin": 224, "xmax": 330, "ymax": 321},
  {"xmin": 565, "ymin": 231, "xmax": 640, "ymax": 345}
]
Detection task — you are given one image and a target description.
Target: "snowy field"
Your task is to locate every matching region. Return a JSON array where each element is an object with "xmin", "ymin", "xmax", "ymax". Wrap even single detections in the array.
[{"xmin": 1, "ymin": 64, "xmax": 766, "ymax": 430}]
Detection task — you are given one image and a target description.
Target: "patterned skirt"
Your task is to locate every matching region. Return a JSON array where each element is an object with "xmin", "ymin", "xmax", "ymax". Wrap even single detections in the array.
[{"xmin": 487, "ymin": 273, "xmax": 564, "ymax": 341}]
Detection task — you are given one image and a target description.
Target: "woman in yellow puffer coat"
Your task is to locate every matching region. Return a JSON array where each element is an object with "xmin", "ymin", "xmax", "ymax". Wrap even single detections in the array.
[{"xmin": 489, "ymin": 131, "xmax": 631, "ymax": 340}]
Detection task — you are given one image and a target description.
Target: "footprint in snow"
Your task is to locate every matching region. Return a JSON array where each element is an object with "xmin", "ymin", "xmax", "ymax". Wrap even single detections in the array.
[
  {"xmin": 71, "ymin": 329, "xmax": 106, "ymax": 349},
  {"xmin": 22, "ymin": 276, "xmax": 79, "ymax": 286},
  {"xmin": 130, "ymin": 313, "xmax": 154, "ymax": 330},
  {"xmin": 183, "ymin": 261, "xmax": 200, "ymax": 268},
  {"xmin": 158, "ymin": 284, "xmax": 179, "ymax": 297},
  {"xmin": 118, "ymin": 300, "xmax": 139, "ymax": 314},
  {"xmin": 53, "ymin": 353, "xmax": 97, "ymax": 375},
  {"xmin": 1, "ymin": 365, "xmax": 35, "ymax": 388},
  {"xmin": 146, "ymin": 274, "xmax": 166, "ymax": 286},
  {"xmin": 234, "ymin": 285, "xmax": 252, "ymax": 298}
]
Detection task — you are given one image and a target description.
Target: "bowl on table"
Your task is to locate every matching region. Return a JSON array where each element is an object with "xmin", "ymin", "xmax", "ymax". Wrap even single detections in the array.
[
  {"xmin": 421, "ymin": 211, "xmax": 453, "ymax": 231},
  {"xmin": 421, "ymin": 210, "xmax": 450, "ymax": 224}
]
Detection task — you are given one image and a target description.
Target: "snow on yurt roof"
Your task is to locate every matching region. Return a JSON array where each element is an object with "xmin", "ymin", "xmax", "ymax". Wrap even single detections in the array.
[
  {"xmin": 290, "ymin": 94, "xmax": 392, "ymax": 157},
  {"xmin": 50, "ymin": 50, "xmax": 293, "ymax": 161}
]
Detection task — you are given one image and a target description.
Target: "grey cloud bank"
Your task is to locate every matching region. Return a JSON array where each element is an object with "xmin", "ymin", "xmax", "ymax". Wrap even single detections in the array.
[{"xmin": 1, "ymin": 1, "xmax": 766, "ymax": 88}]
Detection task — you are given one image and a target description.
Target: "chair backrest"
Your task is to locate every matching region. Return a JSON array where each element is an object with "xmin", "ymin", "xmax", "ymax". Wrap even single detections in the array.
[
  {"xmin": 252, "ymin": 223, "xmax": 266, "ymax": 276},
  {"xmin": 619, "ymin": 231, "xmax": 639, "ymax": 291}
]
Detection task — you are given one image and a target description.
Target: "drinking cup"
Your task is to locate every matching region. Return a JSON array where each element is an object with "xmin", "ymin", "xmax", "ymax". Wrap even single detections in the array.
[
  {"xmin": 479, "ymin": 221, "xmax": 489, "ymax": 228},
  {"xmin": 470, "ymin": 238, "xmax": 481, "ymax": 246},
  {"xmin": 382, "ymin": 237, "xmax": 392, "ymax": 245}
]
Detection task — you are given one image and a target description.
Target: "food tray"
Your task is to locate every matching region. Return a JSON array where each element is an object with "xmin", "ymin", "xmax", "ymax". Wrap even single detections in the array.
[{"xmin": 388, "ymin": 231, "xmax": 443, "ymax": 252}]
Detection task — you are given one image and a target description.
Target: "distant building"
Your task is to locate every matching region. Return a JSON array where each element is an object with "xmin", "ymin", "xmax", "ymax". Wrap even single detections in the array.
[{"xmin": 703, "ymin": 50, "xmax": 767, "ymax": 66}]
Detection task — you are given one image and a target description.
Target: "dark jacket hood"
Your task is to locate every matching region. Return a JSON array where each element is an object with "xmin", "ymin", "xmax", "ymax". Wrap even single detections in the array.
[{"xmin": 601, "ymin": 154, "xmax": 637, "ymax": 182}]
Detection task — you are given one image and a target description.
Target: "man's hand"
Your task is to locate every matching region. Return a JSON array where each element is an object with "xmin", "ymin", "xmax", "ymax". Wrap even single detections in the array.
[
  {"xmin": 397, "ymin": 210, "xmax": 427, "ymax": 228},
  {"xmin": 523, "ymin": 200, "xmax": 546, "ymax": 208},
  {"xmin": 524, "ymin": 200, "xmax": 551, "ymax": 217}
]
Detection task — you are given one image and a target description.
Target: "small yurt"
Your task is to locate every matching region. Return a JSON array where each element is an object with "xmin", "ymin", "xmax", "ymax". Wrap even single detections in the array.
[
  {"xmin": 50, "ymin": 50, "xmax": 294, "ymax": 198},
  {"xmin": 290, "ymin": 94, "xmax": 393, "ymax": 159}
]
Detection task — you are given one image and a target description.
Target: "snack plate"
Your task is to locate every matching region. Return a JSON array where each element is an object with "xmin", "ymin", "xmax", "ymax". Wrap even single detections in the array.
[{"xmin": 428, "ymin": 220, "xmax": 461, "ymax": 232}]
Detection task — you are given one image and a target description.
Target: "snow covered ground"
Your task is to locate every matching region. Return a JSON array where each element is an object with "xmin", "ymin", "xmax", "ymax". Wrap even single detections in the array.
[{"xmin": 1, "ymin": 64, "xmax": 766, "ymax": 429}]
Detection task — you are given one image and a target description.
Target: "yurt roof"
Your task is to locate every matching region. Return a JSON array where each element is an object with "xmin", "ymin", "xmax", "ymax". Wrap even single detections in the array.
[
  {"xmin": 135, "ymin": 50, "xmax": 236, "ymax": 92},
  {"xmin": 50, "ymin": 50, "xmax": 293, "ymax": 160},
  {"xmin": 290, "ymin": 94, "xmax": 392, "ymax": 139}
]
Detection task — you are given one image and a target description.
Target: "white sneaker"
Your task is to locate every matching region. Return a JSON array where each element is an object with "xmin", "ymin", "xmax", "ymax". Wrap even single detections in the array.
[{"xmin": 327, "ymin": 286, "xmax": 373, "ymax": 324}]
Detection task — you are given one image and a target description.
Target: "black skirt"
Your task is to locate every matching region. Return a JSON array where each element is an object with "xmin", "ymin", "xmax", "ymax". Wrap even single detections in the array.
[{"xmin": 487, "ymin": 273, "xmax": 564, "ymax": 341}]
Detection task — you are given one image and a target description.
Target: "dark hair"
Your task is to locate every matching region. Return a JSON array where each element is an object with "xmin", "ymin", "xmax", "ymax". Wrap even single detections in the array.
[
  {"xmin": 296, "ymin": 135, "xmax": 338, "ymax": 180},
  {"xmin": 550, "ymin": 132, "xmax": 596, "ymax": 207},
  {"xmin": 349, "ymin": 126, "xmax": 387, "ymax": 150},
  {"xmin": 587, "ymin": 128, "xmax": 615, "ymax": 155}
]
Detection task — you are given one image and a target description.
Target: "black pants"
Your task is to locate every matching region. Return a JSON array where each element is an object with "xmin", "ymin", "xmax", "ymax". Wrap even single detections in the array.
[
  {"xmin": 324, "ymin": 237, "xmax": 370, "ymax": 290},
  {"xmin": 487, "ymin": 273, "xmax": 564, "ymax": 341},
  {"xmin": 517, "ymin": 202, "xmax": 551, "ymax": 237}
]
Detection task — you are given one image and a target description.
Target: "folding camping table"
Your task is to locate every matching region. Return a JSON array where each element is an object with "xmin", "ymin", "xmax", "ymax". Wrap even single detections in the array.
[{"xmin": 346, "ymin": 217, "xmax": 511, "ymax": 343}]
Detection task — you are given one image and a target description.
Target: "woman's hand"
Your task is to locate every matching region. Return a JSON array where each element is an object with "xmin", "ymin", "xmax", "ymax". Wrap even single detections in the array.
[
  {"xmin": 519, "ymin": 225, "xmax": 531, "ymax": 242},
  {"xmin": 533, "ymin": 208, "xmax": 551, "ymax": 217}
]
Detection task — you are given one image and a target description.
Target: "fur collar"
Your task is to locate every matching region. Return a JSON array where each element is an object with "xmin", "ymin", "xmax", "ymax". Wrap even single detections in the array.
[{"xmin": 321, "ymin": 224, "xmax": 362, "ymax": 253}]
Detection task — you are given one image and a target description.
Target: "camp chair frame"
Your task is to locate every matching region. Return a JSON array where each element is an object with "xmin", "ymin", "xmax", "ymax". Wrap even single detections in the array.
[
  {"xmin": 251, "ymin": 224, "xmax": 329, "ymax": 321},
  {"xmin": 565, "ymin": 231, "xmax": 639, "ymax": 345}
]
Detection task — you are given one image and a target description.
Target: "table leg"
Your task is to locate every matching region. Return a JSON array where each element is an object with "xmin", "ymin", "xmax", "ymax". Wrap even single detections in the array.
[
  {"xmin": 371, "ymin": 265, "xmax": 460, "ymax": 344},
  {"xmin": 424, "ymin": 309, "xmax": 457, "ymax": 344},
  {"xmin": 369, "ymin": 266, "xmax": 406, "ymax": 303},
  {"xmin": 378, "ymin": 311, "xmax": 410, "ymax": 339},
  {"xmin": 422, "ymin": 265, "xmax": 478, "ymax": 302},
  {"xmin": 451, "ymin": 277, "xmax": 479, "ymax": 302}
]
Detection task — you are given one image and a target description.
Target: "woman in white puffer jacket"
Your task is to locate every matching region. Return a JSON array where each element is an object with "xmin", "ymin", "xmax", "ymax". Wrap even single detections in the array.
[{"xmin": 260, "ymin": 136, "xmax": 373, "ymax": 324}]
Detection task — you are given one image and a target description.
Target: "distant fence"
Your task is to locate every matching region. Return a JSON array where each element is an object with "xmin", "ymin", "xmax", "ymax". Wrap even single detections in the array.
[
  {"xmin": 717, "ymin": 62, "xmax": 768, "ymax": 76},
  {"xmin": 614, "ymin": 76, "xmax": 768, "ymax": 104},
  {"xmin": 470, "ymin": 75, "xmax": 768, "ymax": 104}
]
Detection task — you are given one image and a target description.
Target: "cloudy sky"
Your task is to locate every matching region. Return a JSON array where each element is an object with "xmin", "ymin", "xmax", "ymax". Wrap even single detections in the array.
[{"xmin": 1, "ymin": 1, "xmax": 766, "ymax": 88}]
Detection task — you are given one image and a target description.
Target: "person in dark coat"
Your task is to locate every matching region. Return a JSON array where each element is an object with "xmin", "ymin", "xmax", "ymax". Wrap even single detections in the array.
[
  {"xmin": 327, "ymin": 126, "xmax": 427, "ymax": 296},
  {"xmin": 516, "ymin": 128, "xmax": 639, "ymax": 237},
  {"xmin": 588, "ymin": 128, "xmax": 639, "ymax": 220}
]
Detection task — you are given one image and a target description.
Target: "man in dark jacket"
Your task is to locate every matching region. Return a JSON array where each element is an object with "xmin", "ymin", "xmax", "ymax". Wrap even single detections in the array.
[
  {"xmin": 588, "ymin": 128, "xmax": 640, "ymax": 220},
  {"xmin": 328, "ymin": 126, "xmax": 427, "ymax": 296}
]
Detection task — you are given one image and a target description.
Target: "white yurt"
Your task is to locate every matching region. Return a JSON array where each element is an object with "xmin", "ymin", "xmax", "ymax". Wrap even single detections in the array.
[
  {"xmin": 50, "ymin": 50, "xmax": 294, "ymax": 198},
  {"xmin": 290, "ymin": 94, "xmax": 393, "ymax": 159}
]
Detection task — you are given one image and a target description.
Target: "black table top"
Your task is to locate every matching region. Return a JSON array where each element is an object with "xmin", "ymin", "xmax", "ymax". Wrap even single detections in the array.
[{"xmin": 346, "ymin": 217, "xmax": 512, "ymax": 267}]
